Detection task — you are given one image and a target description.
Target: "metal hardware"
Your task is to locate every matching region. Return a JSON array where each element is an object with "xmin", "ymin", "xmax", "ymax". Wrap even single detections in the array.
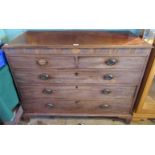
[
  {"xmin": 103, "ymin": 74, "xmax": 114, "ymax": 80},
  {"xmin": 101, "ymin": 89, "xmax": 111, "ymax": 94},
  {"xmin": 39, "ymin": 73, "xmax": 51, "ymax": 80},
  {"xmin": 37, "ymin": 58, "xmax": 48, "ymax": 66},
  {"xmin": 42, "ymin": 88, "xmax": 53, "ymax": 94},
  {"xmin": 73, "ymin": 43, "xmax": 79, "ymax": 46},
  {"xmin": 105, "ymin": 58, "xmax": 118, "ymax": 66},
  {"xmin": 99, "ymin": 104, "xmax": 110, "ymax": 109},
  {"xmin": 46, "ymin": 103, "xmax": 54, "ymax": 108},
  {"xmin": 78, "ymin": 123, "xmax": 85, "ymax": 125}
]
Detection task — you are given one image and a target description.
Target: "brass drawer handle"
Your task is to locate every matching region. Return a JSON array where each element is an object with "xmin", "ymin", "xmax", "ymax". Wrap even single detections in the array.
[
  {"xmin": 42, "ymin": 88, "xmax": 53, "ymax": 94},
  {"xmin": 101, "ymin": 89, "xmax": 111, "ymax": 94},
  {"xmin": 46, "ymin": 103, "xmax": 54, "ymax": 109},
  {"xmin": 105, "ymin": 58, "xmax": 118, "ymax": 66},
  {"xmin": 37, "ymin": 58, "xmax": 48, "ymax": 66},
  {"xmin": 103, "ymin": 74, "xmax": 114, "ymax": 80},
  {"xmin": 39, "ymin": 73, "xmax": 51, "ymax": 80},
  {"xmin": 99, "ymin": 104, "xmax": 111, "ymax": 109}
]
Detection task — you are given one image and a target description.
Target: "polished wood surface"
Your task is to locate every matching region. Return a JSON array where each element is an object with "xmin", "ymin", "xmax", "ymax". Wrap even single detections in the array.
[
  {"xmin": 5, "ymin": 48, "xmax": 150, "ymax": 56},
  {"xmin": 12, "ymin": 68, "xmax": 141, "ymax": 85},
  {"xmin": 7, "ymin": 55, "xmax": 75, "ymax": 69},
  {"xmin": 18, "ymin": 85, "xmax": 136, "ymax": 100},
  {"xmin": 22, "ymin": 99, "xmax": 131, "ymax": 115},
  {"xmin": 78, "ymin": 56, "xmax": 146, "ymax": 69},
  {"xmin": 4, "ymin": 31, "xmax": 151, "ymax": 48},
  {"xmin": 7, "ymin": 55, "xmax": 146, "ymax": 69},
  {"xmin": 3, "ymin": 31, "xmax": 152, "ymax": 122}
]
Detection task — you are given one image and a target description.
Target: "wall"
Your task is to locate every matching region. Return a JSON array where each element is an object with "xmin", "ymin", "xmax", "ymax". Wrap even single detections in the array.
[
  {"xmin": 4, "ymin": 29, "xmax": 26, "ymax": 41},
  {"xmin": 0, "ymin": 30, "xmax": 7, "ymax": 42}
]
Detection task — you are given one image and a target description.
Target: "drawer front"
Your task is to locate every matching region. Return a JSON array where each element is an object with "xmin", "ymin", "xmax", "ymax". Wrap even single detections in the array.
[
  {"xmin": 18, "ymin": 85, "xmax": 136, "ymax": 100},
  {"xmin": 78, "ymin": 56, "xmax": 146, "ymax": 69},
  {"xmin": 14, "ymin": 69, "xmax": 141, "ymax": 85},
  {"xmin": 22, "ymin": 99, "xmax": 131, "ymax": 115},
  {"xmin": 7, "ymin": 56, "xmax": 75, "ymax": 68}
]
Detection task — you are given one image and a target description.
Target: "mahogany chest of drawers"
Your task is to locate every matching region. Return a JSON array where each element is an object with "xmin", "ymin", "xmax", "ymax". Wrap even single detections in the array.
[{"xmin": 3, "ymin": 31, "xmax": 152, "ymax": 122}]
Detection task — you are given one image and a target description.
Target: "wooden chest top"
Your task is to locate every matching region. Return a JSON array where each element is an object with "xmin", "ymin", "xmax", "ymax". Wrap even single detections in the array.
[{"xmin": 3, "ymin": 31, "xmax": 152, "ymax": 49}]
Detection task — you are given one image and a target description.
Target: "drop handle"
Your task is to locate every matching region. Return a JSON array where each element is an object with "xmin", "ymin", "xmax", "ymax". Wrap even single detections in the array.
[
  {"xmin": 36, "ymin": 58, "xmax": 48, "ymax": 66},
  {"xmin": 101, "ymin": 89, "xmax": 111, "ymax": 94},
  {"xmin": 105, "ymin": 58, "xmax": 118, "ymax": 66},
  {"xmin": 99, "ymin": 104, "xmax": 111, "ymax": 109},
  {"xmin": 39, "ymin": 73, "xmax": 51, "ymax": 80},
  {"xmin": 103, "ymin": 74, "xmax": 114, "ymax": 80},
  {"xmin": 46, "ymin": 103, "xmax": 54, "ymax": 108},
  {"xmin": 42, "ymin": 88, "xmax": 54, "ymax": 94}
]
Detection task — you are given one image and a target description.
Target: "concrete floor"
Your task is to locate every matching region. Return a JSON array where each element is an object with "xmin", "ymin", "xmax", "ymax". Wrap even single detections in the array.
[{"xmin": 19, "ymin": 117, "xmax": 155, "ymax": 125}]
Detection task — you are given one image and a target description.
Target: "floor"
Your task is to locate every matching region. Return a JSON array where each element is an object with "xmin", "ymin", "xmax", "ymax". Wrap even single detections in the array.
[{"xmin": 19, "ymin": 117, "xmax": 155, "ymax": 125}]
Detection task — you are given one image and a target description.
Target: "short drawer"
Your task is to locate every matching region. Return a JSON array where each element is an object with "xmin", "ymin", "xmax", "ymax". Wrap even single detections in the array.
[
  {"xmin": 14, "ymin": 69, "xmax": 141, "ymax": 86},
  {"xmin": 18, "ymin": 85, "xmax": 136, "ymax": 100},
  {"xmin": 7, "ymin": 55, "xmax": 75, "ymax": 69},
  {"xmin": 78, "ymin": 56, "xmax": 146, "ymax": 69},
  {"xmin": 22, "ymin": 98, "xmax": 131, "ymax": 115}
]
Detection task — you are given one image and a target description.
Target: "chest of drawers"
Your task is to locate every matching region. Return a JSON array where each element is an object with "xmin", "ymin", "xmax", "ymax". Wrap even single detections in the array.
[{"xmin": 3, "ymin": 31, "xmax": 152, "ymax": 122}]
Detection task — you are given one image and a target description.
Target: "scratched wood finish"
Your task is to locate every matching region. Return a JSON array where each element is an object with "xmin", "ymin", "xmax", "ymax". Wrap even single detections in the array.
[
  {"xmin": 22, "ymin": 98, "xmax": 131, "ymax": 115},
  {"xmin": 78, "ymin": 56, "xmax": 146, "ymax": 69},
  {"xmin": 18, "ymin": 85, "xmax": 136, "ymax": 100},
  {"xmin": 13, "ymin": 69, "xmax": 141, "ymax": 85},
  {"xmin": 7, "ymin": 56, "xmax": 75, "ymax": 69},
  {"xmin": 3, "ymin": 31, "xmax": 152, "ymax": 121},
  {"xmin": 4, "ymin": 31, "xmax": 151, "ymax": 48},
  {"xmin": 7, "ymin": 55, "xmax": 146, "ymax": 70}
]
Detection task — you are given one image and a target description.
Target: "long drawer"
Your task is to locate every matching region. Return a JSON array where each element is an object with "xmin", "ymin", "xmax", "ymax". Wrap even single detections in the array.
[
  {"xmin": 22, "ymin": 98, "xmax": 131, "ymax": 115},
  {"xmin": 18, "ymin": 85, "xmax": 136, "ymax": 100},
  {"xmin": 13, "ymin": 69, "xmax": 141, "ymax": 85}
]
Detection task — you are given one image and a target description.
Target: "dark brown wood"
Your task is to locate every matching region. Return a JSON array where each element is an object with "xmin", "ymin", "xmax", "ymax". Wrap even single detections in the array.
[
  {"xmin": 4, "ymin": 48, "xmax": 151, "ymax": 56},
  {"xmin": 18, "ymin": 85, "xmax": 136, "ymax": 100},
  {"xmin": 12, "ymin": 68, "xmax": 142, "ymax": 86},
  {"xmin": 7, "ymin": 55, "xmax": 75, "ymax": 69},
  {"xmin": 3, "ymin": 31, "xmax": 152, "ymax": 122},
  {"xmin": 78, "ymin": 56, "xmax": 146, "ymax": 69},
  {"xmin": 4, "ymin": 31, "xmax": 152, "ymax": 48},
  {"xmin": 22, "ymin": 99, "xmax": 131, "ymax": 115}
]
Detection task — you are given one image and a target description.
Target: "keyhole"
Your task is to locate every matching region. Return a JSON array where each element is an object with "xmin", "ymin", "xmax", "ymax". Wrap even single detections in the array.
[
  {"xmin": 75, "ymin": 72, "xmax": 79, "ymax": 76},
  {"xmin": 75, "ymin": 85, "xmax": 78, "ymax": 89}
]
